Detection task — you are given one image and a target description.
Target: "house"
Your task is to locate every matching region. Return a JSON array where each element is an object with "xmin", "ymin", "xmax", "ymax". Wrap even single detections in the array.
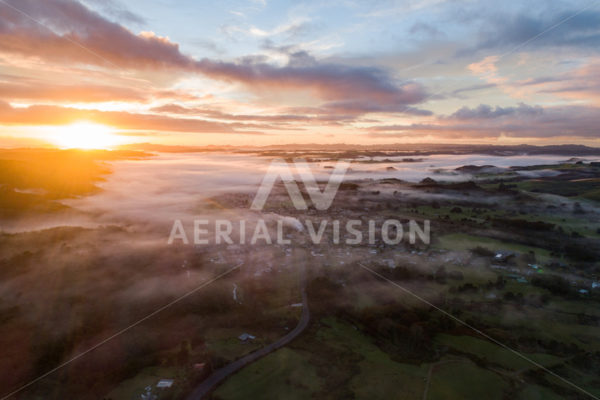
[
  {"xmin": 238, "ymin": 333, "xmax": 256, "ymax": 342},
  {"xmin": 193, "ymin": 363, "xmax": 206, "ymax": 371},
  {"xmin": 140, "ymin": 386, "xmax": 156, "ymax": 400},
  {"xmin": 494, "ymin": 251, "xmax": 515, "ymax": 263},
  {"xmin": 209, "ymin": 252, "xmax": 226, "ymax": 264},
  {"xmin": 156, "ymin": 379, "xmax": 174, "ymax": 389}
]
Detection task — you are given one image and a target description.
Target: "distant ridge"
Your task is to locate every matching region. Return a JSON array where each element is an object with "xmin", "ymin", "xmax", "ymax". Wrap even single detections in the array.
[{"xmin": 120, "ymin": 143, "xmax": 600, "ymax": 156}]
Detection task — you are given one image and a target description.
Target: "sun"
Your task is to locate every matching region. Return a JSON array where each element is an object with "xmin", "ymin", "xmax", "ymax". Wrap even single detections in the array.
[{"xmin": 50, "ymin": 122, "xmax": 123, "ymax": 149}]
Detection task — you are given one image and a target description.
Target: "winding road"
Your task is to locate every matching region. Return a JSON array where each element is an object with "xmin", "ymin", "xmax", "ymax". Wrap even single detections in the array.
[{"xmin": 186, "ymin": 264, "xmax": 309, "ymax": 399}]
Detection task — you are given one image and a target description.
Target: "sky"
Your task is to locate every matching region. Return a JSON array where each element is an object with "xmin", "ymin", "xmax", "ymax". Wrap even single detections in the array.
[{"xmin": 0, "ymin": 0, "xmax": 599, "ymax": 147}]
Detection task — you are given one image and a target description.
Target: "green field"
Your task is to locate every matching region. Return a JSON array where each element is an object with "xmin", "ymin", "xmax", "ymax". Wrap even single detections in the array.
[
  {"xmin": 213, "ymin": 347, "xmax": 322, "ymax": 400},
  {"xmin": 435, "ymin": 334, "xmax": 563, "ymax": 371},
  {"xmin": 505, "ymin": 212, "xmax": 600, "ymax": 239},
  {"xmin": 205, "ymin": 328, "xmax": 264, "ymax": 362},
  {"xmin": 517, "ymin": 384, "xmax": 564, "ymax": 400},
  {"xmin": 428, "ymin": 360, "xmax": 508, "ymax": 400},
  {"xmin": 316, "ymin": 318, "xmax": 429, "ymax": 400},
  {"xmin": 513, "ymin": 178, "xmax": 600, "ymax": 202},
  {"xmin": 105, "ymin": 366, "xmax": 178, "ymax": 400},
  {"xmin": 434, "ymin": 233, "xmax": 553, "ymax": 262}
]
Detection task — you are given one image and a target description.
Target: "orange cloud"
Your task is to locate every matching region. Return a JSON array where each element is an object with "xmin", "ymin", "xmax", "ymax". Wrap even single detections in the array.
[
  {"xmin": 0, "ymin": 81, "xmax": 146, "ymax": 103},
  {"xmin": 0, "ymin": 102, "xmax": 266, "ymax": 134}
]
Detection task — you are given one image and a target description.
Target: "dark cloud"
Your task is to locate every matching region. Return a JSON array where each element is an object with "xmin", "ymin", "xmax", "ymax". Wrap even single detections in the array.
[
  {"xmin": 458, "ymin": 9, "xmax": 600, "ymax": 56},
  {"xmin": 193, "ymin": 59, "xmax": 428, "ymax": 113},
  {"xmin": 518, "ymin": 76, "xmax": 565, "ymax": 86},
  {"xmin": 451, "ymin": 83, "xmax": 497, "ymax": 97},
  {"xmin": 320, "ymin": 100, "xmax": 432, "ymax": 116},
  {"xmin": 368, "ymin": 104, "xmax": 600, "ymax": 138},
  {"xmin": 448, "ymin": 103, "xmax": 543, "ymax": 120},
  {"xmin": 409, "ymin": 21, "xmax": 444, "ymax": 38}
]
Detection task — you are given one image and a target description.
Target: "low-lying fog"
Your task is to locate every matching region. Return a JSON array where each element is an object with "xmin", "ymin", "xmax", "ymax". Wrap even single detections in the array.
[
  {"xmin": 66, "ymin": 152, "xmax": 586, "ymax": 225},
  {"xmin": 3, "ymin": 152, "xmax": 591, "ymax": 233}
]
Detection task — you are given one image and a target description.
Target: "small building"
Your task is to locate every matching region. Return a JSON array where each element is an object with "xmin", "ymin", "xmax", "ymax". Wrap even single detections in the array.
[
  {"xmin": 193, "ymin": 363, "xmax": 206, "ymax": 371},
  {"xmin": 238, "ymin": 333, "xmax": 256, "ymax": 342},
  {"xmin": 141, "ymin": 386, "xmax": 156, "ymax": 400},
  {"xmin": 156, "ymin": 379, "xmax": 174, "ymax": 389},
  {"xmin": 579, "ymin": 289, "xmax": 589, "ymax": 295},
  {"xmin": 494, "ymin": 251, "xmax": 515, "ymax": 263}
]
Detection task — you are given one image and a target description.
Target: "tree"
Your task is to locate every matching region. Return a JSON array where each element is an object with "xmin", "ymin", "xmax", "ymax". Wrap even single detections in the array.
[{"xmin": 177, "ymin": 340, "xmax": 191, "ymax": 366}]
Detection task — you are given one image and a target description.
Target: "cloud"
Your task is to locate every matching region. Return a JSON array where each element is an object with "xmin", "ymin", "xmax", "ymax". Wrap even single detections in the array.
[
  {"xmin": 191, "ymin": 39, "xmax": 226, "ymax": 55},
  {"xmin": 448, "ymin": 103, "xmax": 543, "ymax": 120},
  {"xmin": 518, "ymin": 60, "xmax": 600, "ymax": 105},
  {"xmin": 152, "ymin": 104, "xmax": 307, "ymax": 121},
  {"xmin": 320, "ymin": 100, "xmax": 433, "ymax": 116},
  {"xmin": 409, "ymin": 21, "xmax": 444, "ymax": 38},
  {"xmin": 462, "ymin": 9, "xmax": 600, "ymax": 55},
  {"xmin": 0, "ymin": 0, "xmax": 194, "ymax": 69},
  {"xmin": 367, "ymin": 104, "xmax": 600, "ymax": 139},
  {"xmin": 248, "ymin": 18, "xmax": 312, "ymax": 39},
  {"xmin": 468, "ymin": 54, "xmax": 600, "ymax": 104},
  {"xmin": 2, "ymin": 0, "xmax": 596, "ymax": 144},
  {"xmin": 194, "ymin": 58, "xmax": 428, "ymax": 113},
  {"xmin": 221, "ymin": 15, "xmax": 312, "ymax": 41},
  {"xmin": 82, "ymin": 0, "xmax": 146, "ymax": 25},
  {"xmin": 151, "ymin": 104, "xmax": 357, "ymax": 126},
  {"xmin": 0, "ymin": 0, "xmax": 428, "ymax": 116},
  {"xmin": 468, "ymin": 56, "xmax": 507, "ymax": 86},
  {"xmin": 187, "ymin": 47, "xmax": 429, "ymax": 115},
  {"xmin": 0, "ymin": 101, "xmax": 266, "ymax": 134},
  {"xmin": 0, "ymin": 80, "xmax": 146, "ymax": 103},
  {"xmin": 451, "ymin": 83, "xmax": 497, "ymax": 98},
  {"xmin": 0, "ymin": 74, "xmax": 201, "ymax": 104}
]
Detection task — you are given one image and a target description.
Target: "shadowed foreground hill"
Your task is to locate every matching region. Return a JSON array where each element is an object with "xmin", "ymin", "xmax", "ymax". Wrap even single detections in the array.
[{"xmin": 0, "ymin": 148, "xmax": 148, "ymax": 218}]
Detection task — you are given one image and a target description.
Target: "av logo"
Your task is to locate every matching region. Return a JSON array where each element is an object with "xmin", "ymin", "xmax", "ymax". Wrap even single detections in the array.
[{"xmin": 251, "ymin": 159, "xmax": 350, "ymax": 211}]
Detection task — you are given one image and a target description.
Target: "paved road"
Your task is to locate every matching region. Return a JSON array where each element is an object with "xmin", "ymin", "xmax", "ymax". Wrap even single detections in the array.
[{"xmin": 186, "ymin": 265, "xmax": 309, "ymax": 400}]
